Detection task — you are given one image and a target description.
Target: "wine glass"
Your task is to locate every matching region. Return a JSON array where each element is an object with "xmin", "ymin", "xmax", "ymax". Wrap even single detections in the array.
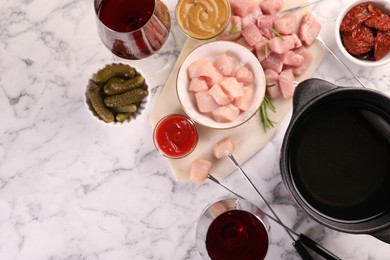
[
  {"xmin": 196, "ymin": 197, "xmax": 270, "ymax": 260},
  {"xmin": 94, "ymin": 0, "xmax": 175, "ymax": 75}
]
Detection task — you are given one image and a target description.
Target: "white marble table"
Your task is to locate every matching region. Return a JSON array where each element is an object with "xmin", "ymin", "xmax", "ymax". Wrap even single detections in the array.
[{"xmin": 1, "ymin": 0, "xmax": 390, "ymax": 259}]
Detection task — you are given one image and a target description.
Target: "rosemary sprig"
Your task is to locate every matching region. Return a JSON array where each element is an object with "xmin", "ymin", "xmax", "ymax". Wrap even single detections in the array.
[
  {"xmin": 271, "ymin": 28, "xmax": 285, "ymax": 41},
  {"xmin": 264, "ymin": 42, "xmax": 269, "ymax": 58},
  {"xmin": 259, "ymin": 95, "xmax": 276, "ymax": 132},
  {"xmin": 228, "ymin": 23, "xmax": 241, "ymax": 35}
]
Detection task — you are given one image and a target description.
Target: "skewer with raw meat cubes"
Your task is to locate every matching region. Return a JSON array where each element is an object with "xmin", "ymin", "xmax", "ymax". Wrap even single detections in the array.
[{"xmin": 189, "ymin": 137, "xmax": 234, "ymax": 182}]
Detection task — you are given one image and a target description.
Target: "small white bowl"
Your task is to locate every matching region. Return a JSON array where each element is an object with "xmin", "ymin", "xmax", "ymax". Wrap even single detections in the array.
[
  {"xmin": 335, "ymin": 0, "xmax": 390, "ymax": 67},
  {"xmin": 176, "ymin": 41, "xmax": 266, "ymax": 130},
  {"xmin": 85, "ymin": 63, "xmax": 150, "ymax": 125}
]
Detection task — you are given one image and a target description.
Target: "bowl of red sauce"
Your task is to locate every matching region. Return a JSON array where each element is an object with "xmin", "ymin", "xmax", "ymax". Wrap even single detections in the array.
[
  {"xmin": 335, "ymin": 0, "xmax": 390, "ymax": 67},
  {"xmin": 153, "ymin": 114, "xmax": 199, "ymax": 159}
]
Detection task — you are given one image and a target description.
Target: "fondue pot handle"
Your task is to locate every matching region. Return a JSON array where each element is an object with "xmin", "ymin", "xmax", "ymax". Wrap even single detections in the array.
[
  {"xmin": 292, "ymin": 78, "xmax": 338, "ymax": 115},
  {"xmin": 372, "ymin": 228, "xmax": 390, "ymax": 244}
]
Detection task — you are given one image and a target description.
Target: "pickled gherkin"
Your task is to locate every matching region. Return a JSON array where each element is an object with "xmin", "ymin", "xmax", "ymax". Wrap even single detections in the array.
[
  {"xmin": 116, "ymin": 112, "xmax": 132, "ymax": 122},
  {"xmin": 103, "ymin": 76, "xmax": 145, "ymax": 95},
  {"xmin": 88, "ymin": 80, "xmax": 115, "ymax": 123},
  {"xmin": 104, "ymin": 88, "xmax": 149, "ymax": 107},
  {"xmin": 95, "ymin": 64, "xmax": 135, "ymax": 84},
  {"xmin": 112, "ymin": 104, "xmax": 137, "ymax": 113}
]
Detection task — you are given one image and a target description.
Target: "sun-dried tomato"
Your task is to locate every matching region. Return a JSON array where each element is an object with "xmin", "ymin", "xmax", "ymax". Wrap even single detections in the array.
[
  {"xmin": 341, "ymin": 25, "xmax": 375, "ymax": 55},
  {"xmin": 365, "ymin": 7, "xmax": 390, "ymax": 31},
  {"xmin": 374, "ymin": 30, "xmax": 390, "ymax": 61},
  {"xmin": 340, "ymin": 2, "xmax": 373, "ymax": 32},
  {"xmin": 355, "ymin": 52, "xmax": 375, "ymax": 61}
]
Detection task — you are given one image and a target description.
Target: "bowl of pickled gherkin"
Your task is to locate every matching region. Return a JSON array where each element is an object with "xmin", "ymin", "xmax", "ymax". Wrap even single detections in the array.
[{"xmin": 85, "ymin": 63, "xmax": 149, "ymax": 124}]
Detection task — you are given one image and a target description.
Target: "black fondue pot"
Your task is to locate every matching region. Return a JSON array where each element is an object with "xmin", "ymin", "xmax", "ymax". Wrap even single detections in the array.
[{"xmin": 280, "ymin": 79, "xmax": 390, "ymax": 243}]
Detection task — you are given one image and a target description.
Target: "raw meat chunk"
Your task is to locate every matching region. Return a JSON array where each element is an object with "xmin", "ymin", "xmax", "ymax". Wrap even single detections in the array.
[
  {"xmin": 189, "ymin": 78, "xmax": 209, "ymax": 92},
  {"xmin": 298, "ymin": 12, "xmax": 321, "ymax": 46},
  {"xmin": 265, "ymin": 69, "xmax": 282, "ymax": 99},
  {"xmin": 266, "ymin": 84, "xmax": 282, "ymax": 99},
  {"xmin": 214, "ymin": 53, "xmax": 237, "ymax": 76},
  {"xmin": 268, "ymin": 35, "xmax": 295, "ymax": 54},
  {"xmin": 241, "ymin": 23, "xmax": 263, "ymax": 47},
  {"xmin": 260, "ymin": 0, "xmax": 284, "ymax": 15},
  {"xmin": 213, "ymin": 136, "xmax": 234, "ymax": 158},
  {"xmin": 208, "ymin": 84, "xmax": 233, "ymax": 105},
  {"xmin": 261, "ymin": 52, "xmax": 283, "ymax": 73},
  {"xmin": 235, "ymin": 85, "xmax": 254, "ymax": 111},
  {"xmin": 279, "ymin": 69, "xmax": 295, "ymax": 99},
  {"xmin": 274, "ymin": 13, "xmax": 297, "ymax": 35},
  {"xmin": 190, "ymin": 159, "xmax": 212, "ymax": 182},
  {"xmin": 195, "ymin": 91, "xmax": 220, "ymax": 113},
  {"xmin": 257, "ymin": 15, "xmax": 277, "ymax": 39},
  {"xmin": 219, "ymin": 16, "xmax": 243, "ymax": 41},
  {"xmin": 229, "ymin": 0, "xmax": 259, "ymax": 17},
  {"xmin": 264, "ymin": 68, "xmax": 279, "ymax": 86},
  {"xmin": 188, "ymin": 58, "xmax": 223, "ymax": 85},
  {"xmin": 282, "ymin": 51, "xmax": 304, "ymax": 67},
  {"xmin": 242, "ymin": 7, "xmax": 263, "ymax": 28},
  {"xmin": 236, "ymin": 37, "xmax": 255, "ymax": 52},
  {"xmin": 291, "ymin": 46, "xmax": 313, "ymax": 76},
  {"xmin": 219, "ymin": 77, "xmax": 244, "ymax": 98},
  {"xmin": 235, "ymin": 65, "xmax": 254, "ymax": 85},
  {"xmin": 292, "ymin": 33, "xmax": 303, "ymax": 48},
  {"xmin": 212, "ymin": 104, "xmax": 240, "ymax": 122}
]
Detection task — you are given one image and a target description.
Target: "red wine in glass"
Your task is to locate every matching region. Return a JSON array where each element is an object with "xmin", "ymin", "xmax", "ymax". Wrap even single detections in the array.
[
  {"xmin": 94, "ymin": 0, "xmax": 171, "ymax": 60},
  {"xmin": 196, "ymin": 198, "xmax": 270, "ymax": 260},
  {"xmin": 206, "ymin": 210, "xmax": 269, "ymax": 260}
]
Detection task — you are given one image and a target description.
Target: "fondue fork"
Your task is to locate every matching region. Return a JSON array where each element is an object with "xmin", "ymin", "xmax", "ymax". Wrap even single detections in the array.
[
  {"xmin": 282, "ymin": 0, "xmax": 324, "ymax": 13},
  {"xmin": 207, "ymin": 154, "xmax": 341, "ymax": 260},
  {"xmin": 207, "ymin": 172, "xmax": 340, "ymax": 260}
]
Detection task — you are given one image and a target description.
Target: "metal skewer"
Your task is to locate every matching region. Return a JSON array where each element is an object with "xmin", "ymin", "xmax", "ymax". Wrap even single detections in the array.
[
  {"xmin": 207, "ymin": 174, "xmax": 299, "ymax": 237},
  {"xmin": 316, "ymin": 35, "xmax": 367, "ymax": 88},
  {"xmin": 282, "ymin": 0, "xmax": 323, "ymax": 13}
]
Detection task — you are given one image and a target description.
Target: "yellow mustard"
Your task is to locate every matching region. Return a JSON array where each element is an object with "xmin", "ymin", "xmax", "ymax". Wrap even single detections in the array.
[{"xmin": 176, "ymin": 0, "xmax": 230, "ymax": 40}]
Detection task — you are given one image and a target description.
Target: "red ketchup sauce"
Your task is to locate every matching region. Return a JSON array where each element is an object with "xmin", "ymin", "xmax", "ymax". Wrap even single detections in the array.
[{"xmin": 154, "ymin": 114, "xmax": 198, "ymax": 158}]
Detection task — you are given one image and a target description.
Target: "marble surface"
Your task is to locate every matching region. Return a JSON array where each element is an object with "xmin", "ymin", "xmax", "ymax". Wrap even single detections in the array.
[{"xmin": 0, "ymin": 0, "xmax": 389, "ymax": 259}]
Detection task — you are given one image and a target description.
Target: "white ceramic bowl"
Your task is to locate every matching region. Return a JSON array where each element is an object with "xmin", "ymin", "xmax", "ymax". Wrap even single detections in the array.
[
  {"xmin": 85, "ymin": 63, "xmax": 150, "ymax": 125},
  {"xmin": 176, "ymin": 41, "xmax": 266, "ymax": 129},
  {"xmin": 335, "ymin": 0, "xmax": 390, "ymax": 67}
]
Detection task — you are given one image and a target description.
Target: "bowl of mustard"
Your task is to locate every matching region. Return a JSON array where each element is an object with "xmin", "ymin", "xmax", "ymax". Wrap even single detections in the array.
[{"xmin": 176, "ymin": 0, "xmax": 231, "ymax": 40}]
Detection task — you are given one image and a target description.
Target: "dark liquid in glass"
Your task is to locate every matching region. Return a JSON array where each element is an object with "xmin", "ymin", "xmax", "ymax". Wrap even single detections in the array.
[
  {"xmin": 96, "ymin": 0, "xmax": 170, "ymax": 59},
  {"xmin": 206, "ymin": 210, "xmax": 269, "ymax": 260}
]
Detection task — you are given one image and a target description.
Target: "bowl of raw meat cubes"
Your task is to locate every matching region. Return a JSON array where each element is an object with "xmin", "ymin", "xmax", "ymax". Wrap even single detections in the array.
[
  {"xmin": 177, "ymin": 41, "xmax": 266, "ymax": 129},
  {"xmin": 335, "ymin": 0, "xmax": 390, "ymax": 66}
]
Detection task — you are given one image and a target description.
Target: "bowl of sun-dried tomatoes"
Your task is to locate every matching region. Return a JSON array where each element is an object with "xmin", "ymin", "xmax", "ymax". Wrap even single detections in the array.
[{"xmin": 335, "ymin": 0, "xmax": 390, "ymax": 66}]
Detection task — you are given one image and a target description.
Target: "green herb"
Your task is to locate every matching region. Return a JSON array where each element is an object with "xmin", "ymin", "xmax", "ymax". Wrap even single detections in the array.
[
  {"xmin": 271, "ymin": 28, "xmax": 285, "ymax": 41},
  {"xmin": 228, "ymin": 23, "xmax": 241, "ymax": 35},
  {"xmin": 264, "ymin": 42, "xmax": 269, "ymax": 58},
  {"xmin": 259, "ymin": 95, "xmax": 276, "ymax": 132}
]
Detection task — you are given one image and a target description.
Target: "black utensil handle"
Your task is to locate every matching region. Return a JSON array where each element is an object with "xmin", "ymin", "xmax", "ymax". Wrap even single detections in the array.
[
  {"xmin": 293, "ymin": 241, "xmax": 313, "ymax": 260},
  {"xmin": 292, "ymin": 78, "xmax": 338, "ymax": 114},
  {"xmin": 298, "ymin": 234, "xmax": 341, "ymax": 260}
]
